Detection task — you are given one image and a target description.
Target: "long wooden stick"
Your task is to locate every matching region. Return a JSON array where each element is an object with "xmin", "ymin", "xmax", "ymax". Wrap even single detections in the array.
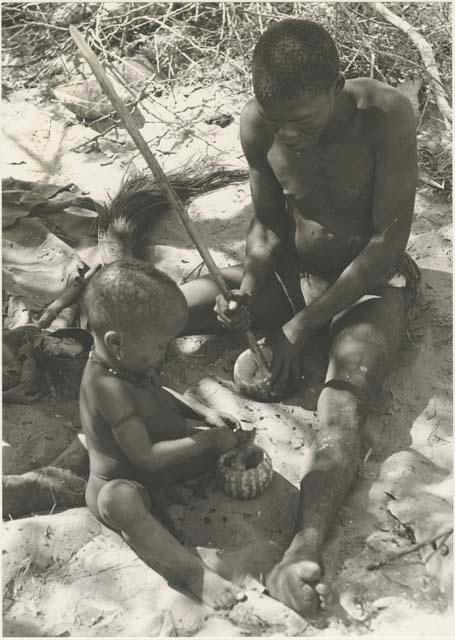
[
  {"xmin": 70, "ymin": 26, "xmax": 270, "ymax": 378},
  {"xmin": 367, "ymin": 526, "xmax": 453, "ymax": 571}
]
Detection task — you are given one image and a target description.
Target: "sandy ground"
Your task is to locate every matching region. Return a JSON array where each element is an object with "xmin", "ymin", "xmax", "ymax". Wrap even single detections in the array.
[{"xmin": 2, "ymin": 82, "xmax": 453, "ymax": 637}]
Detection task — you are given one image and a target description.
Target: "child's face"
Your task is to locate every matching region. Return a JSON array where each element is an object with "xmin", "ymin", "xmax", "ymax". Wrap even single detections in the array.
[
  {"xmin": 121, "ymin": 330, "xmax": 171, "ymax": 373},
  {"xmin": 258, "ymin": 90, "xmax": 336, "ymax": 151}
]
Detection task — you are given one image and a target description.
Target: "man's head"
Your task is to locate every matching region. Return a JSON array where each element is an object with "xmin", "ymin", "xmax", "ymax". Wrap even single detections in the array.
[
  {"xmin": 83, "ymin": 259, "xmax": 188, "ymax": 373},
  {"xmin": 252, "ymin": 19, "xmax": 344, "ymax": 150}
]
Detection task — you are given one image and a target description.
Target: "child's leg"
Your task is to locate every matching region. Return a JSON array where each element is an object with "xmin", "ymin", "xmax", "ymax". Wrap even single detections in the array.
[{"xmin": 92, "ymin": 476, "xmax": 242, "ymax": 609}]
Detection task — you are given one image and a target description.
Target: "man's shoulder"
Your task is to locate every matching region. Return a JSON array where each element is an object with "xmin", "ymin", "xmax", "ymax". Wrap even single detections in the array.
[
  {"xmin": 240, "ymin": 97, "xmax": 263, "ymax": 128},
  {"xmin": 347, "ymin": 78, "xmax": 415, "ymax": 122},
  {"xmin": 240, "ymin": 97, "xmax": 273, "ymax": 157}
]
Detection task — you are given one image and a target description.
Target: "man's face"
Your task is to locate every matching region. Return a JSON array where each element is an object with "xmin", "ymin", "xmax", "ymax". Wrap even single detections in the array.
[{"xmin": 258, "ymin": 89, "xmax": 336, "ymax": 152}]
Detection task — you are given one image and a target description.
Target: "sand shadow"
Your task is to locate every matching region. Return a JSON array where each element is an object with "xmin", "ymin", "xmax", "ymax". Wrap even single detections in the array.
[
  {"xmin": 167, "ymin": 466, "xmax": 301, "ymax": 585},
  {"xmin": 2, "ymin": 618, "xmax": 43, "ymax": 637}
]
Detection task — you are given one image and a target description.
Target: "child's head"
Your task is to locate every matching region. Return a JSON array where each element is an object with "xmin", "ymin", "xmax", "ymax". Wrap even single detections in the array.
[
  {"xmin": 83, "ymin": 259, "xmax": 188, "ymax": 372},
  {"xmin": 252, "ymin": 19, "xmax": 343, "ymax": 150}
]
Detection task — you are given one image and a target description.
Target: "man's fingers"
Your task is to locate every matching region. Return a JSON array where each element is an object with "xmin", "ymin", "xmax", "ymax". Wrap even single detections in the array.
[
  {"xmin": 216, "ymin": 312, "xmax": 244, "ymax": 329},
  {"xmin": 270, "ymin": 355, "xmax": 283, "ymax": 386},
  {"xmin": 272, "ymin": 361, "xmax": 294, "ymax": 397},
  {"xmin": 214, "ymin": 305, "xmax": 229, "ymax": 321},
  {"xmin": 216, "ymin": 313, "xmax": 230, "ymax": 328},
  {"xmin": 291, "ymin": 361, "xmax": 302, "ymax": 389},
  {"xmin": 231, "ymin": 316, "xmax": 251, "ymax": 332},
  {"xmin": 214, "ymin": 305, "xmax": 249, "ymax": 331}
]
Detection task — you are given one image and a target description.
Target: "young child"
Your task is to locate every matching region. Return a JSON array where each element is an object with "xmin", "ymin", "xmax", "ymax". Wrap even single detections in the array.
[{"xmin": 80, "ymin": 258, "xmax": 248, "ymax": 609}]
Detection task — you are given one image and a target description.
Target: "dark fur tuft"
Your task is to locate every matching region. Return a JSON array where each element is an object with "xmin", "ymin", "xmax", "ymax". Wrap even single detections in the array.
[{"xmin": 101, "ymin": 161, "xmax": 248, "ymax": 261}]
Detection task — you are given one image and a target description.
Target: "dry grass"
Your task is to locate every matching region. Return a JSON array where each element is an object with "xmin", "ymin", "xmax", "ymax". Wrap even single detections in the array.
[
  {"xmin": 3, "ymin": 2, "xmax": 451, "ymax": 88},
  {"xmin": 2, "ymin": 2, "xmax": 451, "ymax": 194}
]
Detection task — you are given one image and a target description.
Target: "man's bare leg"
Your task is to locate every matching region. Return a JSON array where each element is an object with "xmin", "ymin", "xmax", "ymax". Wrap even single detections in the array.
[
  {"xmin": 266, "ymin": 289, "xmax": 408, "ymax": 617},
  {"xmin": 93, "ymin": 477, "xmax": 243, "ymax": 610}
]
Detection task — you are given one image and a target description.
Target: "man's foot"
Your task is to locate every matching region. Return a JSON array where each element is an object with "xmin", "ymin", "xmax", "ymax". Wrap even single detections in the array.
[
  {"xmin": 265, "ymin": 555, "xmax": 331, "ymax": 618},
  {"xmin": 186, "ymin": 565, "xmax": 245, "ymax": 610}
]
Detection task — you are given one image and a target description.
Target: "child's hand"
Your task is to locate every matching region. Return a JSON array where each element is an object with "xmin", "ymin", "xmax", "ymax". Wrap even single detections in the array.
[
  {"xmin": 204, "ymin": 410, "xmax": 241, "ymax": 431},
  {"xmin": 211, "ymin": 426, "xmax": 251, "ymax": 453}
]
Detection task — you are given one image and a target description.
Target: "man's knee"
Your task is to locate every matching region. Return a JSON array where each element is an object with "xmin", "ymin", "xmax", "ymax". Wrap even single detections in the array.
[
  {"xmin": 328, "ymin": 326, "xmax": 395, "ymax": 402},
  {"xmin": 318, "ymin": 384, "xmax": 367, "ymax": 431},
  {"xmin": 97, "ymin": 479, "xmax": 151, "ymax": 530}
]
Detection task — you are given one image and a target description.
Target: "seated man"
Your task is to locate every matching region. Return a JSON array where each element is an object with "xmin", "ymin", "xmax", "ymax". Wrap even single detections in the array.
[{"xmin": 181, "ymin": 18, "xmax": 420, "ymax": 617}]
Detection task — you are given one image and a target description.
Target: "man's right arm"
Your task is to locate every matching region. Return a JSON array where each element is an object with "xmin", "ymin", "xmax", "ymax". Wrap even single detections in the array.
[
  {"xmin": 215, "ymin": 101, "xmax": 287, "ymax": 330},
  {"xmin": 239, "ymin": 99, "xmax": 288, "ymax": 299}
]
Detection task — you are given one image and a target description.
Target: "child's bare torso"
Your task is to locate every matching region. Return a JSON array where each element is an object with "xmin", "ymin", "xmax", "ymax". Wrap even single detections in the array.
[{"xmin": 80, "ymin": 362, "xmax": 189, "ymax": 481}]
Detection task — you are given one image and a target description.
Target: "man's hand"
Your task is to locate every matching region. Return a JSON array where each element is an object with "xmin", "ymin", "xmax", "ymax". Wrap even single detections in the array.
[
  {"xmin": 204, "ymin": 409, "xmax": 242, "ymax": 431},
  {"xmin": 267, "ymin": 322, "xmax": 305, "ymax": 398},
  {"xmin": 214, "ymin": 290, "xmax": 251, "ymax": 332}
]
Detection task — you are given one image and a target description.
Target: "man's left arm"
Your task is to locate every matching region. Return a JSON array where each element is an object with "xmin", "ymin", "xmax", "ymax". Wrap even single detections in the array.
[{"xmin": 290, "ymin": 94, "xmax": 417, "ymax": 340}]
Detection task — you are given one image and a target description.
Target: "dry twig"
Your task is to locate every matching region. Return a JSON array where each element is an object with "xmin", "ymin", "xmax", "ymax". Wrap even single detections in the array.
[
  {"xmin": 367, "ymin": 526, "xmax": 453, "ymax": 571},
  {"xmin": 371, "ymin": 2, "xmax": 452, "ymax": 126}
]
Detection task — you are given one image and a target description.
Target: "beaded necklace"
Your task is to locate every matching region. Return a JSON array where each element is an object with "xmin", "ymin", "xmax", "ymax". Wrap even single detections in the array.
[{"xmin": 88, "ymin": 349, "xmax": 158, "ymax": 389}]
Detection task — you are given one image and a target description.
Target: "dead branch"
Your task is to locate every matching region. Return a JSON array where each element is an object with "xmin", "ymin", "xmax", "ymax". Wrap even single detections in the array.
[
  {"xmin": 338, "ymin": 5, "xmax": 387, "ymax": 82},
  {"xmin": 3, "ymin": 467, "xmax": 87, "ymax": 519},
  {"xmin": 370, "ymin": 2, "xmax": 452, "ymax": 126},
  {"xmin": 367, "ymin": 526, "xmax": 453, "ymax": 571},
  {"xmin": 37, "ymin": 263, "xmax": 101, "ymax": 329},
  {"xmin": 69, "ymin": 85, "xmax": 148, "ymax": 152}
]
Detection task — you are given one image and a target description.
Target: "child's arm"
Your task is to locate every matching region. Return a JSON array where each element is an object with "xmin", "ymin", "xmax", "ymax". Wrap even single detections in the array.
[
  {"xmin": 162, "ymin": 386, "xmax": 241, "ymax": 430},
  {"xmin": 112, "ymin": 414, "xmax": 239, "ymax": 473},
  {"xmin": 96, "ymin": 377, "xmax": 241, "ymax": 473}
]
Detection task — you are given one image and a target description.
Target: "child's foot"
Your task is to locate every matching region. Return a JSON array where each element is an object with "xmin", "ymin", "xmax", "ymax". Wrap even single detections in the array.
[{"xmin": 187, "ymin": 565, "xmax": 244, "ymax": 610}]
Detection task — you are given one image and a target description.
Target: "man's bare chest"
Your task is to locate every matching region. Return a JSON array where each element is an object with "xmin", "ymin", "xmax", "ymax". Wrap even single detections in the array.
[{"xmin": 269, "ymin": 137, "xmax": 375, "ymax": 217}]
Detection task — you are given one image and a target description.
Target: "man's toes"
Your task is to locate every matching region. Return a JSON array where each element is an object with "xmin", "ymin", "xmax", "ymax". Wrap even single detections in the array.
[
  {"xmin": 222, "ymin": 590, "xmax": 237, "ymax": 609},
  {"xmin": 295, "ymin": 584, "xmax": 319, "ymax": 617},
  {"xmin": 316, "ymin": 582, "xmax": 333, "ymax": 605},
  {"xmin": 299, "ymin": 560, "xmax": 321, "ymax": 582},
  {"xmin": 315, "ymin": 583, "xmax": 329, "ymax": 596},
  {"xmin": 218, "ymin": 594, "xmax": 229, "ymax": 608}
]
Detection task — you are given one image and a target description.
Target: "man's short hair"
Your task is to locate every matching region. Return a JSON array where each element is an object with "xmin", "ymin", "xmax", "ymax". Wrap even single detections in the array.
[
  {"xmin": 252, "ymin": 19, "xmax": 340, "ymax": 105},
  {"xmin": 83, "ymin": 259, "xmax": 187, "ymax": 335}
]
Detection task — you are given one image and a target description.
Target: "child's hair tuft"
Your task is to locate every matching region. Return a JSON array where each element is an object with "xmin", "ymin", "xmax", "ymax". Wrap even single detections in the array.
[{"xmin": 82, "ymin": 259, "xmax": 187, "ymax": 335}]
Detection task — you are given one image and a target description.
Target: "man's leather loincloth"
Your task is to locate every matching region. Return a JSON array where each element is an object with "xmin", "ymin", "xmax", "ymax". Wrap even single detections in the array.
[{"xmin": 274, "ymin": 251, "xmax": 421, "ymax": 318}]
